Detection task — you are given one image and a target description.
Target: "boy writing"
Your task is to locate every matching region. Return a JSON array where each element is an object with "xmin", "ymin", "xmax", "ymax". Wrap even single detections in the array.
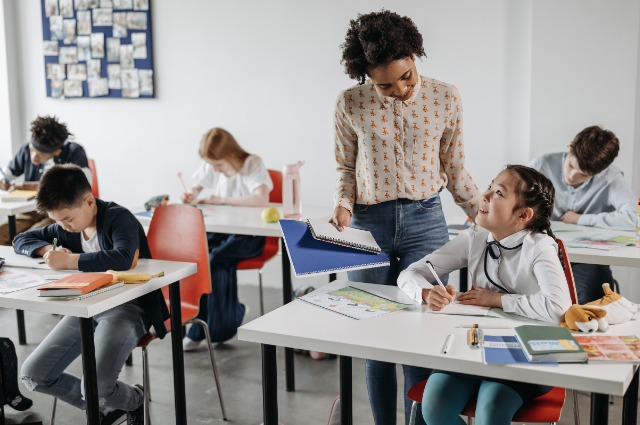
[
  {"xmin": 0, "ymin": 115, "xmax": 91, "ymax": 245},
  {"xmin": 15, "ymin": 164, "xmax": 167, "ymax": 425},
  {"xmin": 529, "ymin": 125, "xmax": 637, "ymax": 303}
]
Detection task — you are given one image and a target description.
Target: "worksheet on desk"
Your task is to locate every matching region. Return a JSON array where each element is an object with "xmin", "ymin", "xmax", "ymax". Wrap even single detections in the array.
[
  {"xmin": 3, "ymin": 255, "xmax": 51, "ymax": 270},
  {"xmin": 428, "ymin": 301, "xmax": 490, "ymax": 316}
]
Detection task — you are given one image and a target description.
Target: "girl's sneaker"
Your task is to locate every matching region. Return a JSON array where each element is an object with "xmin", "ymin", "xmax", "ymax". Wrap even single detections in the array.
[{"xmin": 182, "ymin": 336, "xmax": 201, "ymax": 352}]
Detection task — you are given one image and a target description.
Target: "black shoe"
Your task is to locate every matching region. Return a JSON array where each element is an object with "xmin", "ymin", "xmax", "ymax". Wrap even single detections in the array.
[
  {"xmin": 101, "ymin": 408, "xmax": 126, "ymax": 425},
  {"xmin": 0, "ymin": 338, "xmax": 33, "ymax": 411},
  {"xmin": 126, "ymin": 385, "xmax": 145, "ymax": 425}
]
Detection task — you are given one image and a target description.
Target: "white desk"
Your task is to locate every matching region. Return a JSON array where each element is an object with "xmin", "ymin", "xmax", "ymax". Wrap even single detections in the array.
[
  {"xmin": 0, "ymin": 245, "xmax": 197, "ymax": 425},
  {"xmin": 239, "ymin": 280, "xmax": 640, "ymax": 425},
  {"xmin": 134, "ymin": 203, "xmax": 334, "ymax": 393}
]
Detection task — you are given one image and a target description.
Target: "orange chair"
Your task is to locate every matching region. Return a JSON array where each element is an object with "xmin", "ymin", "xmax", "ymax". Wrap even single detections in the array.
[
  {"xmin": 88, "ymin": 158, "xmax": 99, "ymax": 198},
  {"xmin": 237, "ymin": 169, "xmax": 282, "ymax": 315},
  {"xmin": 407, "ymin": 239, "xmax": 579, "ymax": 425},
  {"xmin": 139, "ymin": 205, "xmax": 227, "ymax": 423}
]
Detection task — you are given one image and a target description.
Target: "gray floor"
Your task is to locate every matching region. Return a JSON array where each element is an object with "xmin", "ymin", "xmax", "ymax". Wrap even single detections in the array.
[{"xmin": 0, "ymin": 284, "xmax": 637, "ymax": 425}]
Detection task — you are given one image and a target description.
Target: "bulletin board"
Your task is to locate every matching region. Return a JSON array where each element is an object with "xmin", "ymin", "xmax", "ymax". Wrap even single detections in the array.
[{"xmin": 40, "ymin": 0, "xmax": 154, "ymax": 99}]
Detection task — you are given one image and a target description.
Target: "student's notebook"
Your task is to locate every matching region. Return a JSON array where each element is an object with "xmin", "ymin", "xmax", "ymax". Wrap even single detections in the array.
[
  {"xmin": 307, "ymin": 218, "xmax": 381, "ymax": 253},
  {"xmin": 515, "ymin": 325, "xmax": 587, "ymax": 363},
  {"xmin": 279, "ymin": 219, "xmax": 389, "ymax": 277},
  {"xmin": 483, "ymin": 335, "xmax": 557, "ymax": 365},
  {"xmin": 66, "ymin": 281, "xmax": 125, "ymax": 300},
  {"xmin": 1, "ymin": 190, "xmax": 37, "ymax": 202}
]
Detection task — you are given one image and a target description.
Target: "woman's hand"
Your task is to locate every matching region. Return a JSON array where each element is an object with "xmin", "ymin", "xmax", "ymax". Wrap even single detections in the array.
[
  {"xmin": 329, "ymin": 206, "xmax": 352, "ymax": 231},
  {"xmin": 457, "ymin": 287, "xmax": 504, "ymax": 308},
  {"xmin": 423, "ymin": 285, "xmax": 456, "ymax": 311}
]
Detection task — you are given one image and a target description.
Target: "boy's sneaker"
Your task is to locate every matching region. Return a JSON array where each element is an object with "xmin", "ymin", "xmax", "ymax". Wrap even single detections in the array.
[
  {"xmin": 101, "ymin": 409, "xmax": 126, "ymax": 425},
  {"xmin": 126, "ymin": 384, "xmax": 145, "ymax": 425},
  {"xmin": 182, "ymin": 336, "xmax": 201, "ymax": 352}
]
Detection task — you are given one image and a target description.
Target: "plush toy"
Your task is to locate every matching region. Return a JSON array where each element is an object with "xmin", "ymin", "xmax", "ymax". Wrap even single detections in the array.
[{"xmin": 561, "ymin": 283, "xmax": 638, "ymax": 333}]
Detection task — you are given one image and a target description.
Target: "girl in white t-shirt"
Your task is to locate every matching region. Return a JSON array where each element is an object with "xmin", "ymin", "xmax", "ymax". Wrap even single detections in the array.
[{"xmin": 182, "ymin": 128, "xmax": 273, "ymax": 351}]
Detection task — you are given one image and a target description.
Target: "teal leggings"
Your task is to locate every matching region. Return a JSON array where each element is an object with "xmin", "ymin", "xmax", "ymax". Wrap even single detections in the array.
[{"xmin": 421, "ymin": 373, "xmax": 524, "ymax": 425}]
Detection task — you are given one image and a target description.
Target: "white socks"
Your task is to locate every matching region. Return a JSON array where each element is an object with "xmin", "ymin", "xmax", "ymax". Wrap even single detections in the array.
[{"xmin": 182, "ymin": 337, "xmax": 201, "ymax": 352}]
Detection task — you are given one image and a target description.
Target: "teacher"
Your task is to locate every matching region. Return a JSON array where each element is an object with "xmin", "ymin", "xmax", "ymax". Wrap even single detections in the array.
[{"xmin": 329, "ymin": 10, "xmax": 481, "ymax": 425}]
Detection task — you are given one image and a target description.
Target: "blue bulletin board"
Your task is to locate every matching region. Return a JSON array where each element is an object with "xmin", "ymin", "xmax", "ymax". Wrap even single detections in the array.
[{"xmin": 40, "ymin": 0, "xmax": 154, "ymax": 99}]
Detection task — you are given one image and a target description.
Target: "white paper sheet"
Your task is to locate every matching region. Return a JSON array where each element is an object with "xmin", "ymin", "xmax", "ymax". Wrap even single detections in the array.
[{"xmin": 4, "ymin": 255, "xmax": 51, "ymax": 270}]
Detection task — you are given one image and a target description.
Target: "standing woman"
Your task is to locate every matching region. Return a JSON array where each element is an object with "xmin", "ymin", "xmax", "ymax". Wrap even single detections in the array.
[{"xmin": 329, "ymin": 10, "xmax": 481, "ymax": 425}]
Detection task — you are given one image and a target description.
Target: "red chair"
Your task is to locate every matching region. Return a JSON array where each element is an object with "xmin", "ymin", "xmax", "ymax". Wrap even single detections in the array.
[
  {"xmin": 407, "ymin": 239, "xmax": 579, "ymax": 425},
  {"xmin": 237, "ymin": 169, "xmax": 282, "ymax": 315},
  {"xmin": 88, "ymin": 158, "xmax": 99, "ymax": 198},
  {"xmin": 140, "ymin": 205, "xmax": 227, "ymax": 423}
]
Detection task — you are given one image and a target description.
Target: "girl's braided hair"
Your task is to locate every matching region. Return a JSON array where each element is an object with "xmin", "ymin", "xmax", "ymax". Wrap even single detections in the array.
[{"xmin": 506, "ymin": 165, "xmax": 565, "ymax": 270}]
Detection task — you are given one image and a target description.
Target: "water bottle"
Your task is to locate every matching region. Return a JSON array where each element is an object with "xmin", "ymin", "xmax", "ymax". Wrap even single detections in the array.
[{"xmin": 283, "ymin": 160, "xmax": 304, "ymax": 219}]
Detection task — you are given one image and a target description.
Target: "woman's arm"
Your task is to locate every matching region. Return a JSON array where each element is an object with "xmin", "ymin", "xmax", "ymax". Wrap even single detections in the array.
[
  {"xmin": 181, "ymin": 184, "xmax": 203, "ymax": 204},
  {"xmin": 332, "ymin": 93, "xmax": 358, "ymax": 217},
  {"xmin": 199, "ymin": 184, "xmax": 269, "ymax": 207}
]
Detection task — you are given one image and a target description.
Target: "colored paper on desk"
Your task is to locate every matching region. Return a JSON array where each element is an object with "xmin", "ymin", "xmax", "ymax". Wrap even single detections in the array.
[
  {"xmin": 297, "ymin": 286, "xmax": 411, "ymax": 320},
  {"xmin": 574, "ymin": 335, "xmax": 640, "ymax": 363},
  {"xmin": 0, "ymin": 269, "xmax": 47, "ymax": 294},
  {"xmin": 279, "ymin": 219, "xmax": 389, "ymax": 276},
  {"xmin": 565, "ymin": 234, "xmax": 635, "ymax": 251},
  {"xmin": 483, "ymin": 336, "xmax": 557, "ymax": 365}
]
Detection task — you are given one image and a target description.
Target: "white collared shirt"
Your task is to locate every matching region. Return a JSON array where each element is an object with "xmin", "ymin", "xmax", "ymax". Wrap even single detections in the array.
[{"xmin": 397, "ymin": 226, "xmax": 572, "ymax": 324}]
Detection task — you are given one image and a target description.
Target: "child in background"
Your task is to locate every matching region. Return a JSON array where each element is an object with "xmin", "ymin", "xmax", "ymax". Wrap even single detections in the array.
[
  {"xmin": 181, "ymin": 127, "xmax": 272, "ymax": 351},
  {"xmin": 14, "ymin": 165, "xmax": 168, "ymax": 425},
  {"xmin": 0, "ymin": 116, "xmax": 91, "ymax": 245},
  {"xmin": 398, "ymin": 165, "xmax": 572, "ymax": 425},
  {"xmin": 529, "ymin": 126, "xmax": 637, "ymax": 304}
]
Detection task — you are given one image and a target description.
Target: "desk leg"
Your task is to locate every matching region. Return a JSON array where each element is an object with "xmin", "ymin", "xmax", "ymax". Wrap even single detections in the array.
[
  {"xmin": 9, "ymin": 215, "xmax": 27, "ymax": 346},
  {"xmin": 79, "ymin": 317, "xmax": 100, "ymax": 425},
  {"xmin": 459, "ymin": 267, "xmax": 468, "ymax": 292},
  {"xmin": 262, "ymin": 344, "xmax": 278, "ymax": 425},
  {"xmin": 169, "ymin": 281, "xmax": 187, "ymax": 425},
  {"xmin": 340, "ymin": 356, "xmax": 352, "ymax": 425},
  {"xmin": 0, "ymin": 350, "xmax": 5, "ymax": 425},
  {"xmin": 622, "ymin": 367, "xmax": 639, "ymax": 425},
  {"xmin": 280, "ymin": 239, "xmax": 295, "ymax": 392},
  {"xmin": 590, "ymin": 393, "xmax": 609, "ymax": 425}
]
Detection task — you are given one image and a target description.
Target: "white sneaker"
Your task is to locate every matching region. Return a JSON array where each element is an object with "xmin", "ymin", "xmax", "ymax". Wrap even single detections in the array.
[{"xmin": 182, "ymin": 336, "xmax": 201, "ymax": 352}]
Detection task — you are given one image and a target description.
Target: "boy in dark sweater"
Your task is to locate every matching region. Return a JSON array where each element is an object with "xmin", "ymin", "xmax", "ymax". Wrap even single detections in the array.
[{"xmin": 15, "ymin": 164, "xmax": 168, "ymax": 425}]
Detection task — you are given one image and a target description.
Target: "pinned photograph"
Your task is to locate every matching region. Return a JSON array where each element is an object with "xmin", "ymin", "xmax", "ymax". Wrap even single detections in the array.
[
  {"xmin": 100, "ymin": 0, "xmax": 113, "ymax": 7},
  {"xmin": 60, "ymin": 0, "xmax": 74, "ymax": 17},
  {"xmin": 74, "ymin": 0, "xmax": 89, "ymax": 10},
  {"xmin": 47, "ymin": 63, "xmax": 66, "ymax": 80},
  {"xmin": 89, "ymin": 78, "xmax": 109, "ymax": 97},
  {"xmin": 77, "ymin": 35, "xmax": 91, "ymax": 61},
  {"xmin": 59, "ymin": 46, "xmax": 78, "ymax": 64},
  {"xmin": 131, "ymin": 32, "xmax": 146, "ymax": 59},
  {"xmin": 51, "ymin": 80, "xmax": 64, "ymax": 99},
  {"xmin": 45, "ymin": 0, "xmax": 59, "ymax": 17},
  {"xmin": 126, "ymin": 12, "xmax": 147, "ymax": 30},
  {"xmin": 113, "ymin": 0, "xmax": 132, "ymax": 9},
  {"xmin": 77, "ymin": 11, "xmax": 91, "ymax": 35},
  {"xmin": 106, "ymin": 38, "xmax": 120, "ymax": 62},
  {"xmin": 49, "ymin": 16, "xmax": 64, "ymax": 41},
  {"xmin": 88, "ymin": 0, "xmax": 100, "ymax": 7},
  {"xmin": 133, "ymin": 0, "xmax": 148, "ymax": 11},
  {"xmin": 92, "ymin": 8, "xmax": 113, "ymax": 26},
  {"xmin": 43, "ymin": 41, "xmax": 59, "ymax": 56},
  {"xmin": 67, "ymin": 64, "xmax": 87, "ymax": 80},
  {"xmin": 107, "ymin": 64, "xmax": 121, "ymax": 89},
  {"xmin": 63, "ymin": 19, "xmax": 77, "ymax": 44},
  {"xmin": 112, "ymin": 12, "xmax": 127, "ymax": 38},
  {"xmin": 64, "ymin": 80, "xmax": 83, "ymax": 97},
  {"xmin": 121, "ymin": 68, "xmax": 139, "ymax": 98},
  {"xmin": 90, "ymin": 32, "xmax": 105, "ymax": 58},
  {"xmin": 119, "ymin": 44, "xmax": 134, "ymax": 69},
  {"xmin": 139, "ymin": 69, "xmax": 153, "ymax": 95},
  {"xmin": 87, "ymin": 59, "xmax": 101, "ymax": 80}
]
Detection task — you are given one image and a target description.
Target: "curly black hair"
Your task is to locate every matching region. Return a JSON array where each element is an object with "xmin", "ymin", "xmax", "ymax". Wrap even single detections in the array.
[
  {"xmin": 30, "ymin": 115, "xmax": 71, "ymax": 149},
  {"xmin": 340, "ymin": 10, "xmax": 426, "ymax": 85}
]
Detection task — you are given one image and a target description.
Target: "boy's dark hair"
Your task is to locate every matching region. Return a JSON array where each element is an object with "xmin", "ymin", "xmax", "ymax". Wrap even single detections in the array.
[
  {"xmin": 506, "ymin": 164, "xmax": 565, "ymax": 270},
  {"xmin": 30, "ymin": 116, "xmax": 71, "ymax": 151},
  {"xmin": 36, "ymin": 164, "xmax": 92, "ymax": 214},
  {"xmin": 340, "ymin": 10, "xmax": 426, "ymax": 85},
  {"xmin": 569, "ymin": 126, "xmax": 619, "ymax": 176}
]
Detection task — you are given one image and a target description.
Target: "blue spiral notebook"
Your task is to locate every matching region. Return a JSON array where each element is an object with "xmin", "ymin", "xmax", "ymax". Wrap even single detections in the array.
[{"xmin": 279, "ymin": 219, "xmax": 390, "ymax": 277}]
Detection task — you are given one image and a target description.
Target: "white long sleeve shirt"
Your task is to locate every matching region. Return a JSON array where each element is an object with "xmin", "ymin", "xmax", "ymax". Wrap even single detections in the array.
[{"xmin": 397, "ymin": 226, "xmax": 572, "ymax": 324}]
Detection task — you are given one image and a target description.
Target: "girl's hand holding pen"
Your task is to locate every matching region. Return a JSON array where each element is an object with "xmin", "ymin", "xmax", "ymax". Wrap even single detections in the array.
[{"xmin": 424, "ymin": 285, "xmax": 456, "ymax": 311}]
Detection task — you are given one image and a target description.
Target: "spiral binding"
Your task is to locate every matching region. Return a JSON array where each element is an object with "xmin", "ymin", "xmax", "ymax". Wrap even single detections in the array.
[{"xmin": 307, "ymin": 220, "xmax": 380, "ymax": 253}]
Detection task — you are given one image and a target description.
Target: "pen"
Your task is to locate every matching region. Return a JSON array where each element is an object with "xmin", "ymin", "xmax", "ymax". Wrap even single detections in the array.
[
  {"xmin": 425, "ymin": 261, "xmax": 446, "ymax": 290},
  {"xmin": 0, "ymin": 168, "xmax": 9, "ymax": 183},
  {"xmin": 442, "ymin": 334, "xmax": 454, "ymax": 354},
  {"xmin": 52, "ymin": 238, "xmax": 58, "ymax": 251},
  {"xmin": 177, "ymin": 172, "xmax": 188, "ymax": 194}
]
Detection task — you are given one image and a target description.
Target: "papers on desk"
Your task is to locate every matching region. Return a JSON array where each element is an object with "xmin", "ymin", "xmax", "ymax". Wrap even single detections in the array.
[
  {"xmin": 564, "ymin": 234, "xmax": 636, "ymax": 251},
  {"xmin": 550, "ymin": 221, "xmax": 580, "ymax": 233},
  {"xmin": 427, "ymin": 294, "xmax": 491, "ymax": 316},
  {"xmin": 574, "ymin": 334, "xmax": 640, "ymax": 363},
  {"xmin": 0, "ymin": 269, "xmax": 46, "ymax": 294},
  {"xmin": 4, "ymin": 255, "xmax": 51, "ymax": 270}
]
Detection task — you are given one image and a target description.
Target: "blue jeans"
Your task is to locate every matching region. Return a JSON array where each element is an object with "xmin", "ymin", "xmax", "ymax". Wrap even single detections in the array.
[
  {"xmin": 187, "ymin": 233, "xmax": 266, "ymax": 343},
  {"xmin": 20, "ymin": 302, "xmax": 147, "ymax": 412},
  {"xmin": 571, "ymin": 263, "xmax": 614, "ymax": 305},
  {"xmin": 422, "ymin": 373, "xmax": 523, "ymax": 425},
  {"xmin": 347, "ymin": 195, "xmax": 450, "ymax": 425}
]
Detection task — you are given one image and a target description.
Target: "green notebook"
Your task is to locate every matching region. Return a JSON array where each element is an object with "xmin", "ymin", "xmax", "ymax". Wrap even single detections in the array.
[{"xmin": 515, "ymin": 325, "xmax": 587, "ymax": 363}]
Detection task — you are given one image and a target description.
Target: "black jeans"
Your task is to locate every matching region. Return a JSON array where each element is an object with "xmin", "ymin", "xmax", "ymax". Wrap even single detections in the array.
[{"xmin": 571, "ymin": 263, "xmax": 614, "ymax": 304}]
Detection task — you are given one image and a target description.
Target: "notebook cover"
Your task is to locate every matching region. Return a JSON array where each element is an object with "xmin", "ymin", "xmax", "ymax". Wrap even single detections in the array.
[
  {"xmin": 279, "ymin": 219, "xmax": 389, "ymax": 276},
  {"xmin": 38, "ymin": 273, "xmax": 114, "ymax": 295},
  {"xmin": 307, "ymin": 218, "xmax": 381, "ymax": 253},
  {"xmin": 1, "ymin": 190, "xmax": 37, "ymax": 201},
  {"xmin": 483, "ymin": 335, "xmax": 557, "ymax": 365},
  {"xmin": 515, "ymin": 325, "xmax": 586, "ymax": 357}
]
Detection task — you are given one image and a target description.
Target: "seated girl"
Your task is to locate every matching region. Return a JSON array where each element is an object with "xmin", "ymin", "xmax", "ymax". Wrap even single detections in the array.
[
  {"xmin": 181, "ymin": 127, "xmax": 272, "ymax": 351},
  {"xmin": 397, "ymin": 165, "xmax": 572, "ymax": 425}
]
